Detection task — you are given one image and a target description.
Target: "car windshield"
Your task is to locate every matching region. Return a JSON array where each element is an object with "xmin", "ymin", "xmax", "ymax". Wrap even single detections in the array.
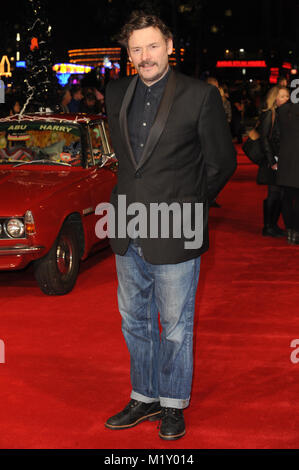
[{"xmin": 0, "ymin": 121, "xmax": 82, "ymax": 167}]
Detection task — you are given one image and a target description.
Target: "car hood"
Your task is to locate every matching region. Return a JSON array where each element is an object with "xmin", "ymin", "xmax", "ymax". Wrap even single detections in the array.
[{"xmin": 0, "ymin": 168, "xmax": 86, "ymax": 215}]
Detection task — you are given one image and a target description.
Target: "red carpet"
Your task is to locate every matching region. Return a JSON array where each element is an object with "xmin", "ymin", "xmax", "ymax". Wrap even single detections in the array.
[{"xmin": 0, "ymin": 144, "xmax": 299, "ymax": 449}]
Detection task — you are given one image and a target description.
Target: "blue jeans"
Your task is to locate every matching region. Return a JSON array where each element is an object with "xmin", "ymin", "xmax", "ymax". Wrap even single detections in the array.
[{"xmin": 115, "ymin": 240, "xmax": 201, "ymax": 409}]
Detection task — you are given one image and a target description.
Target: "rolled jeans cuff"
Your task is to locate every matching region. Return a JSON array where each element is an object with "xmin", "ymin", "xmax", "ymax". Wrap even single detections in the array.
[
  {"xmin": 131, "ymin": 390, "xmax": 159, "ymax": 404},
  {"xmin": 160, "ymin": 396, "xmax": 190, "ymax": 410},
  {"xmin": 131, "ymin": 390, "xmax": 190, "ymax": 409}
]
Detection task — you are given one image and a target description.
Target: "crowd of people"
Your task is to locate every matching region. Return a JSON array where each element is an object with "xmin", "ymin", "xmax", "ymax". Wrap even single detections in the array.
[
  {"xmin": 0, "ymin": 83, "xmax": 106, "ymax": 117},
  {"xmin": 204, "ymin": 74, "xmax": 299, "ymax": 247},
  {"xmin": 0, "ymin": 72, "xmax": 282, "ymax": 126},
  {"xmin": 255, "ymin": 81, "xmax": 299, "ymax": 246},
  {"xmin": 204, "ymin": 74, "xmax": 299, "ymax": 246}
]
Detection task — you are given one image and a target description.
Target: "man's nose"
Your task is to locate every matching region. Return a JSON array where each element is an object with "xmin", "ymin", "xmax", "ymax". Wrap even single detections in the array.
[{"xmin": 141, "ymin": 48, "xmax": 151, "ymax": 61}]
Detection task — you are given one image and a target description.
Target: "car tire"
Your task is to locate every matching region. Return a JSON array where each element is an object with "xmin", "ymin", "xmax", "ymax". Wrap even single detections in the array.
[{"xmin": 34, "ymin": 222, "xmax": 80, "ymax": 295}]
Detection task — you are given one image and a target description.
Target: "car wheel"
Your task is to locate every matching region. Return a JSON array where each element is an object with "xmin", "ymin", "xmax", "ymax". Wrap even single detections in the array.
[{"xmin": 34, "ymin": 222, "xmax": 80, "ymax": 295}]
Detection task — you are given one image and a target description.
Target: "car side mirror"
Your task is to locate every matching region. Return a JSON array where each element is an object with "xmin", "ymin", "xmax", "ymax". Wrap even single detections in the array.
[{"xmin": 96, "ymin": 153, "xmax": 117, "ymax": 168}]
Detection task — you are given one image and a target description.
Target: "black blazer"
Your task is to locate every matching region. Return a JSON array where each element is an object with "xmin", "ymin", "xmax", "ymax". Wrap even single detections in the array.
[
  {"xmin": 258, "ymin": 109, "xmax": 279, "ymax": 167},
  {"xmin": 105, "ymin": 69, "xmax": 236, "ymax": 264},
  {"xmin": 277, "ymin": 102, "xmax": 299, "ymax": 189},
  {"xmin": 256, "ymin": 108, "xmax": 279, "ymax": 186}
]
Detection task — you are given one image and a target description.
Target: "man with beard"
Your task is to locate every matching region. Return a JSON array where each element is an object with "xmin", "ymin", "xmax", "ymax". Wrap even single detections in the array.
[{"xmin": 104, "ymin": 10, "xmax": 236, "ymax": 440}]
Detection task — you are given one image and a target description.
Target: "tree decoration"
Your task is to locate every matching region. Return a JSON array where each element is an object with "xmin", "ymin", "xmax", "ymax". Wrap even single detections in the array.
[{"xmin": 24, "ymin": 0, "xmax": 58, "ymax": 112}]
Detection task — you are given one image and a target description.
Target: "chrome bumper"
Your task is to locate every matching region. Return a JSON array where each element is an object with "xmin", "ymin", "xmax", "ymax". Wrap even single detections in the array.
[{"xmin": 0, "ymin": 245, "xmax": 44, "ymax": 255}]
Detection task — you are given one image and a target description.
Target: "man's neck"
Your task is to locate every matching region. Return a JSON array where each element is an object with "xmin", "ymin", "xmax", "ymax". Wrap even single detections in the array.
[{"xmin": 139, "ymin": 65, "xmax": 170, "ymax": 87}]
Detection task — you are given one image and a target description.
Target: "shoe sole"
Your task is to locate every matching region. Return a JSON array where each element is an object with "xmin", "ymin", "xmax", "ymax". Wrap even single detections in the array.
[
  {"xmin": 159, "ymin": 430, "xmax": 186, "ymax": 441},
  {"xmin": 105, "ymin": 410, "xmax": 161, "ymax": 430}
]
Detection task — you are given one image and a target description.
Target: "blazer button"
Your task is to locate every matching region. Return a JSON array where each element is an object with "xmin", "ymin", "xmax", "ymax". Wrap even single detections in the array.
[{"xmin": 135, "ymin": 170, "xmax": 142, "ymax": 178}]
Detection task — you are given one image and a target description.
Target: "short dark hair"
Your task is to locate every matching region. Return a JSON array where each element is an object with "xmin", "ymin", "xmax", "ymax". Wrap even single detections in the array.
[
  {"xmin": 118, "ymin": 10, "xmax": 173, "ymax": 48},
  {"xmin": 71, "ymin": 85, "xmax": 82, "ymax": 96}
]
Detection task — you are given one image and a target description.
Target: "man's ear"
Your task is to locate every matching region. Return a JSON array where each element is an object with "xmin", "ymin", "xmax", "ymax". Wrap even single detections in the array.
[
  {"xmin": 127, "ymin": 48, "xmax": 132, "ymax": 62},
  {"xmin": 167, "ymin": 38, "xmax": 174, "ymax": 56}
]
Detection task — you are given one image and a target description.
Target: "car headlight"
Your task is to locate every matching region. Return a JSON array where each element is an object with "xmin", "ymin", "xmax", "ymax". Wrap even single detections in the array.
[
  {"xmin": 6, "ymin": 218, "xmax": 25, "ymax": 238},
  {"xmin": 0, "ymin": 223, "xmax": 2, "ymax": 236}
]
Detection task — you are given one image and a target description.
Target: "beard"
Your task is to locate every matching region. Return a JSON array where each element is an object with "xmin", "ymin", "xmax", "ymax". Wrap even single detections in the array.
[{"xmin": 137, "ymin": 61, "xmax": 169, "ymax": 85}]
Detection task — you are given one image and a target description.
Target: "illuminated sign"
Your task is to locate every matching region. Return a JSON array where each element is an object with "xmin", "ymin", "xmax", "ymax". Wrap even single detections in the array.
[
  {"xmin": 68, "ymin": 47, "xmax": 184, "ymax": 72},
  {"xmin": 53, "ymin": 63, "xmax": 93, "ymax": 74},
  {"xmin": 282, "ymin": 62, "xmax": 292, "ymax": 70},
  {"xmin": 0, "ymin": 56, "xmax": 12, "ymax": 77},
  {"xmin": 16, "ymin": 61, "xmax": 26, "ymax": 68},
  {"xmin": 103, "ymin": 57, "xmax": 112, "ymax": 69},
  {"xmin": 53, "ymin": 63, "xmax": 94, "ymax": 86},
  {"xmin": 269, "ymin": 67, "xmax": 279, "ymax": 84},
  {"xmin": 216, "ymin": 60, "xmax": 267, "ymax": 68}
]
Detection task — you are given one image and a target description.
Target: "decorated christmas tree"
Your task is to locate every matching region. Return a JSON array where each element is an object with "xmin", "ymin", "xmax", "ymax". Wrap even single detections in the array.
[{"xmin": 24, "ymin": 0, "xmax": 58, "ymax": 112}]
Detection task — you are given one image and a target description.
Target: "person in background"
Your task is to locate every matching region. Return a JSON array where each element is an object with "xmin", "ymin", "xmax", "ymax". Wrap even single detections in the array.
[
  {"xmin": 68, "ymin": 85, "xmax": 84, "ymax": 113},
  {"xmin": 206, "ymin": 78, "xmax": 232, "ymax": 123},
  {"xmin": 230, "ymin": 87, "xmax": 245, "ymax": 144},
  {"xmin": 206, "ymin": 76, "xmax": 219, "ymax": 88},
  {"xmin": 59, "ymin": 87, "xmax": 72, "ymax": 113},
  {"xmin": 277, "ymin": 76, "xmax": 288, "ymax": 88},
  {"xmin": 80, "ymin": 91, "xmax": 102, "ymax": 114},
  {"xmin": 9, "ymin": 96, "xmax": 22, "ymax": 115},
  {"xmin": 94, "ymin": 88, "xmax": 105, "ymax": 113},
  {"xmin": 276, "ymin": 94, "xmax": 299, "ymax": 244},
  {"xmin": 205, "ymin": 76, "xmax": 230, "ymax": 208},
  {"xmin": 257, "ymin": 85, "xmax": 290, "ymax": 237},
  {"xmin": 219, "ymin": 86, "xmax": 232, "ymax": 124}
]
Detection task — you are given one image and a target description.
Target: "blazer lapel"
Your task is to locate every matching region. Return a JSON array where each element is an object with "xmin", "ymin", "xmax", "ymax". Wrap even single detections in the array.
[
  {"xmin": 136, "ymin": 69, "xmax": 177, "ymax": 170},
  {"xmin": 119, "ymin": 74, "xmax": 138, "ymax": 169}
]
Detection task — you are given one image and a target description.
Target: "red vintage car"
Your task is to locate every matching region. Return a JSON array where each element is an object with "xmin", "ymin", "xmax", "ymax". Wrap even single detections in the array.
[{"xmin": 0, "ymin": 113, "xmax": 117, "ymax": 295}]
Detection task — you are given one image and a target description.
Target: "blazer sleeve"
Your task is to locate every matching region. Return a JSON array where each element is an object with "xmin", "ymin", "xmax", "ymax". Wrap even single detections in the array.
[
  {"xmin": 258, "ymin": 110, "xmax": 276, "ymax": 166},
  {"xmin": 198, "ymin": 85, "xmax": 237, "ymax": 202},
  {"xmin": 104, "ymin": 80, "xmax": 115, "ymax": 120}
]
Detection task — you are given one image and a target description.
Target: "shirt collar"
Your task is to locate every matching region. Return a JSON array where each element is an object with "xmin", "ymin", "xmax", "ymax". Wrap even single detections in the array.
[{"xmin": 137, "ymin": 67, "xmax": 171, "ymax": 96}]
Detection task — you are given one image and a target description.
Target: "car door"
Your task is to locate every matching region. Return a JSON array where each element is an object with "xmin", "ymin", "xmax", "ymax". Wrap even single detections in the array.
[{"xmin": 85, "ymin": 120, "xmax": 117, "ymax": 248}]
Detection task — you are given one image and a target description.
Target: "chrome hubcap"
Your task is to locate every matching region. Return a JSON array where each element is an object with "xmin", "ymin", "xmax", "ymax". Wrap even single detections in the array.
[{"xmin": 56, "ymin": 235, "xmax": 73, "ymax": 277}]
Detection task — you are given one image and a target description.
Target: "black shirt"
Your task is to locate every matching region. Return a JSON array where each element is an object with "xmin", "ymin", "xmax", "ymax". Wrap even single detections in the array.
[{"xmin": 128, "ymin": 68, "xmax": 170, "ymax": 164}]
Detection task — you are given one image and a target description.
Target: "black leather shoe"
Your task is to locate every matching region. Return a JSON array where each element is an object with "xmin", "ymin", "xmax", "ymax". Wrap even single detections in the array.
[
  {"xmin": 158, "ymin": 407, "xmax": 186, "ymax": 440},
  {"xmin": 262, "ymin": 226, "xmax": 283, "ymax": 238},
  {"xmin": 272, "ymin": 225, "xmax": 286, "ymax": 237},
  {"xmin": 287, "ymin": 229, "xmax": 294, "ymax": 244},
  {"xmin": 105, "ymin": 399, "xmax": 161, "ymax": 429},
  {"xmin": 289, "ymin": 230, "xmax": 299, "ymax": 245}
]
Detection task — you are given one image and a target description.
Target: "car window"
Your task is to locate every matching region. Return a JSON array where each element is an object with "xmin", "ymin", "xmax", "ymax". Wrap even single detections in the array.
[
  {"xmin": 0, "ymin": 121, "xmax": 82, "ymax": 167},
  {"xmin": 88, "ymin": 123, "xmax": 105, "ymax": 166},
  {"xmin": 102, "ymin": 120, "xmax": 114, "ymax": 153}
]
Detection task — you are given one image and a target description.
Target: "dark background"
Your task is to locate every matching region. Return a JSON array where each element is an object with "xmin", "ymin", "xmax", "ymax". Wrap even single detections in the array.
[{"xmin": 0, "ymin": 0, "xmax": 299, "ymax": 76}]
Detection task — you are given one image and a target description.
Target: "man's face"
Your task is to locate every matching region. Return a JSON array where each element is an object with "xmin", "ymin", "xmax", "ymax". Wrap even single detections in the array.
[{"xmin": 127, "ymin": 26, "xmax": 173, "ymax": 85}]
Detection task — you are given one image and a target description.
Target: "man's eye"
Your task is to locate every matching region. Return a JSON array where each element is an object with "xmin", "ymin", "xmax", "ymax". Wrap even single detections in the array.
[{"xmin": 132, "ymin": 49, "xmax": 141, "ymax": 53}]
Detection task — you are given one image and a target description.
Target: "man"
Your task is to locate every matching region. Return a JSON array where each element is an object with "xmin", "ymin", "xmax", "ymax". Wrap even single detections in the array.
[
  {"xmin": 59, "ymin": 87, "xmax": 71, "ymax": 113},
  {"xmin": 68, "ymin": 85, "xmax": 83, "ymax": 113},
  {"xmin": 104, "ymin": 11, "xmax": 236, "ymax": 440}
]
